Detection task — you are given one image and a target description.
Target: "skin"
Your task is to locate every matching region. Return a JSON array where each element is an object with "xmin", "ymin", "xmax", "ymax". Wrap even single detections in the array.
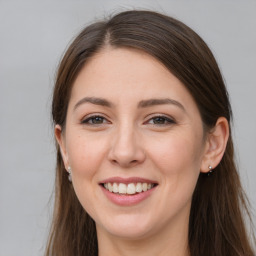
[{"xmin": 56, "ymin": 47, "xmax": 229, "ymax": 256}]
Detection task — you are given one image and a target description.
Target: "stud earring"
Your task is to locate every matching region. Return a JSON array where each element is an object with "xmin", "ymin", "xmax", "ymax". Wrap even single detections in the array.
[
  {"xmin": 207, "ymin": 165, "xmax": 213, "ymax": 176},
  {"xmin": 67, "ymin": 166, "xmax": 72, "ymax": 182}
]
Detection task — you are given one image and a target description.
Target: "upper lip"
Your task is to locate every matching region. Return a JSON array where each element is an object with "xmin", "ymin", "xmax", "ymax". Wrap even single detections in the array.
[{"xmin": 99, "ymin": 176, "xmax": 158, "ymax": 185}]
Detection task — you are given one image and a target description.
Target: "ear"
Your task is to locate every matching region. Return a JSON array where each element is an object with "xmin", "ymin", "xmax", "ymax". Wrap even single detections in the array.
[
  {"xmin": 200, "ymin": 117, "xmax": 229, "ymax": 173},
  {"xmin": 55, "ymin": 124, "xmax": 69, "ymax": 170}
]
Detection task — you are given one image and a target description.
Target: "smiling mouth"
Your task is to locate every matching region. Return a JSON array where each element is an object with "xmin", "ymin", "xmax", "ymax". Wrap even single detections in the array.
[{"xmin": 101, "ymin": 182, "xmax": 158, "ymax": 195}]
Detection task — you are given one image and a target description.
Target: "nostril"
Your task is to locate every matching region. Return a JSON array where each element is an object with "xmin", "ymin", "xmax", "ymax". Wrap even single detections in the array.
[
  {"xmin": 111, "ymin": 159, "xmax": 118, "ymax": 164},
  {"xmin": 110, "ymin": 158, "xmax": 139, "ymax": 167}
]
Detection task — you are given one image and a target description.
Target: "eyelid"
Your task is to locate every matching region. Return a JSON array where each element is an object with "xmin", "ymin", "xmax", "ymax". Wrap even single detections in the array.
[
  {"xmin": 144, "ymin": 114, "xmax": 176, "ymax": 125},
  {"xmin": 81, "ymin": 114, "xmax": 111, "ymax": 125},
  {"xmin": 80, "ymin": 113, "xmax": 175, "ymax": 126}
]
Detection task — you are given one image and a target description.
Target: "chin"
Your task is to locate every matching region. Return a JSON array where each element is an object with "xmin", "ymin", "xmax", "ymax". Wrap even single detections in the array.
[{"xmin": 97, "ymin": 213, "xmax": 155, "ymax": 240}]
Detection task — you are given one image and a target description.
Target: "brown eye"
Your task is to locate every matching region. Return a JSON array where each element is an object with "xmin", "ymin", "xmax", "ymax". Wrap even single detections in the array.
[
  {"xmin": 91, "ymin": 116, "xmax": 104, "ymax": 124},
  {"xmin": 82, "ymin": 115, "xmax": 108, "ymax": 125},
  {"xmin": 148, "ymin": 116, "xmax": 175, "ymax": 125},
  {"xmin": 153, "ymin": 117, "xmax": 167, "ymax": 124}
]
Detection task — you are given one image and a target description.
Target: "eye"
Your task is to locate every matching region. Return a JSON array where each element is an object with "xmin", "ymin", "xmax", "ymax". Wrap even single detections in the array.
[
  {"xmin": 81, "ymin": 115, "xmax": 109, "ymax": 125},
  {"xmin": 147, "ymin": 115, "xmax": 175, "ymax": 125}
]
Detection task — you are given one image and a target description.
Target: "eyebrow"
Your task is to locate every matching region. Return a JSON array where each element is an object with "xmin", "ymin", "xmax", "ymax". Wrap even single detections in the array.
[
  {"xmin": 74, "ymin": 97, "xmax": 113, "ymax": 111},
  {"xmin": 138, "ymin": 98, "xmax": 185, "ymax": 111},
  {"xmin": 73, "ymin": 97, "xmax": 185, "ymax": 112}
]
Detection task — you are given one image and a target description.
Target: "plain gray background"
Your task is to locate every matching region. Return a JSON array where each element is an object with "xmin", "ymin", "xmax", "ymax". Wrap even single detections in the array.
[{"xmin": 0, "ymin": 1, "xmax": 255, "ymax": 255}]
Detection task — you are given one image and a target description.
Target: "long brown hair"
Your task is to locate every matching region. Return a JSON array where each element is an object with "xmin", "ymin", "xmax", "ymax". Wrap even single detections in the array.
[{"xmin": 46, "ymin": 10, "xmax": 255, "ymax": 255}]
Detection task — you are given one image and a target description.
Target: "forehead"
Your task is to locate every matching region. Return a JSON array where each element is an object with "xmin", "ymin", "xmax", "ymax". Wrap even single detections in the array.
[{"xmin": 69, "ymin": 47, "xmax": 198, "ymax": 112}]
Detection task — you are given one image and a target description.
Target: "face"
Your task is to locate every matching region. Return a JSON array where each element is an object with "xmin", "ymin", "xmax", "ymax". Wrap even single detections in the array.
[{"xmin": 56, "ymin": 47, "xmax": 208, "ymax": 240}]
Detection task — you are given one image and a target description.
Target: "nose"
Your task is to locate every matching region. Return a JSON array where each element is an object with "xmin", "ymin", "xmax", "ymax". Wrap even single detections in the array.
[{"xmin": 108, "ymin": 124, "xmax": 146, "ymax": 168}]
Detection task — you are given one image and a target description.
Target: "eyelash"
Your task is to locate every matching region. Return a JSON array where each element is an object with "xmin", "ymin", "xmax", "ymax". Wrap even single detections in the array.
[
  {"xmin": 146, "ymin": 115, "xmax": 176, "ymax": 125},
  {"xmin": 81, "ymin": 114, "xmax": 176, "ymax": 126},
  {"xmin": 81, "ymin": 115, "xmax": 109, "ymax": 125}
]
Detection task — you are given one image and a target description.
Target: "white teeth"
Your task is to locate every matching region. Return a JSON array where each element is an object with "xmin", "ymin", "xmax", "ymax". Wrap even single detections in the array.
[
  {"xmin": 136, "ymin": 182, "xmax": 142, "ymax": 193},
  {"xmin": 119, "ymin": 183, "xmax": 127, "ymax": 194},
  {"xmin": 104, "ymin": 182, "xmax": 155, "ymax": 194},
  {"xmin": 127, "ymin": 183, "xmax": 136, "ymax": 194},
  {"xmin": 113, "ymin": 182, "xmax": 118, "ymax": 193},
  {"xmin": 108, "ymin": 182, "xmax": 113, "ymax": 192},
  {"xmin": 142, "ymin": 183, "xmax": 147, "ymax": 192}
]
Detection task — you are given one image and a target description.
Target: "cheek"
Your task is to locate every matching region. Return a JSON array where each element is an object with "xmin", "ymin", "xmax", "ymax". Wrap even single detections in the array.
[
  {"xmin": 65, "ymin": 133, "xmax": 108, "ymax": 215},
  {"xmin": 149, "ymin": 135, "xmax": 202, "ymax": 213},
  {"xmin": 150, "ymin": 134, "xmax": 203, "ymax": 176},
  {"xmin": 67, "ymin": 133, "xmax": 106, "ymax": 172},
  {"xmin": 149, "ymin": 132, "xmax": 203, "ymax": 204},
  {"xmin": 65, "ymin": 133, "xmax": 109, "ymax": 199}
]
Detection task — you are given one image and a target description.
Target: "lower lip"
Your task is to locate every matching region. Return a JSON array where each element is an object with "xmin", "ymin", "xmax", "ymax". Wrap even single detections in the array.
[{"xmin": 101, "ymin": 186, "xmax": 157, "ymax": 206}]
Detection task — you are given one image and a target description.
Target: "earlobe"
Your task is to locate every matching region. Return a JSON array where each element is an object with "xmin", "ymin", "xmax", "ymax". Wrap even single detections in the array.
[
  {"xmin": 201, "ymin": 117, "xmax": 229, "ymax": 173},
  {"xmin": 55, "ymin": 124, "xmax": 69, "ymax": 168}
]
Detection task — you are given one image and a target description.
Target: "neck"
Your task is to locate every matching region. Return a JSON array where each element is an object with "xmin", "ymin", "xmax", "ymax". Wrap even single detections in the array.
[{"xmin": 97, "ymin": 213, "xmax": 190, "ymax": 256}]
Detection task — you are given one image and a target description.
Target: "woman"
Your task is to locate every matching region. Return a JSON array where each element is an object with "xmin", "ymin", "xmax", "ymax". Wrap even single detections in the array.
[{"xmin": 46, "ymin": 10, "xmax": 255, "ymax": 256}]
